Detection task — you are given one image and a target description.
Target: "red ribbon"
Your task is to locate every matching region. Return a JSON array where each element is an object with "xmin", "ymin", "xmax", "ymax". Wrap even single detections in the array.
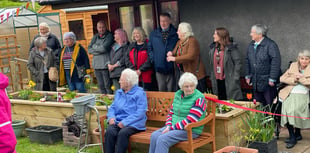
[{"xmin": 205, "ymin": 96, "xmax": 310, "ymax": 120}]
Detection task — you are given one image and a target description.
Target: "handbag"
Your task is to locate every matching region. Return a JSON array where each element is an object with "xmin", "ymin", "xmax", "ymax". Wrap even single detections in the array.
[{"xmin": 48, "ymin": 67, "xmax": 58, "ymax": 82}]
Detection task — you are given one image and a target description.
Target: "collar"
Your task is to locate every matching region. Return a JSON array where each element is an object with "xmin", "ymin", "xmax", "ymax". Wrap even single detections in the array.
[{"xmin": 255, "ymin": 37, "xmax": 264, "ymax": 45}]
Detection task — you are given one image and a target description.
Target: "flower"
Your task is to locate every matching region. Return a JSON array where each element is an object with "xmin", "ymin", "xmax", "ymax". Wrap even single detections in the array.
[
  {"xmin": 111, "ymin": 85, "xmax": 115, "ymax": 91},
  {"xmin": 85, "ymin": 77, "xmax": 91, "ymax": 84},
  {"xmin": 246, "ymin": 93, "xmax": 252, "ymax": 100},
  {"xmin": 28, "ymin": 80, "xmax": 36, "ymax": 88}
]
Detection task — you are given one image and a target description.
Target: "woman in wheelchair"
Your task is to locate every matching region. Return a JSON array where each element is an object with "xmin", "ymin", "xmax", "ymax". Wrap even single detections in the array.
[{"xmin": 278, "ymin": 50, "xmax": 310, "ymax": 149}]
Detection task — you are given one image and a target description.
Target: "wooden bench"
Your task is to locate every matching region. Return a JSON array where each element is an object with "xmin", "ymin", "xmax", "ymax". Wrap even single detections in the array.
[{"xmin": 99, "ymin": 91, "xmax": 217, "ymax": 153}]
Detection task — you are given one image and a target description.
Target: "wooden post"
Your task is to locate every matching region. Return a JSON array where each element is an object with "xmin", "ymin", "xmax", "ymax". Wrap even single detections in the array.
[{"xmin": 10, "ymin": 61, "xmax": 19, "ymax": 92}]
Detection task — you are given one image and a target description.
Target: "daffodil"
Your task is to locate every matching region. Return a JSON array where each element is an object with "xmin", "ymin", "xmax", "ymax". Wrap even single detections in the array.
[
  {"xmin": 28, "ymin": 80, "xmax": 36, "ymax": 88},
  {"xmin": 85, "ymin": 78, "xmax": 91, "ymax": 84},
  {"xmin": 111, "ymin": 85, "xmax": 115, "ymax": 91}
]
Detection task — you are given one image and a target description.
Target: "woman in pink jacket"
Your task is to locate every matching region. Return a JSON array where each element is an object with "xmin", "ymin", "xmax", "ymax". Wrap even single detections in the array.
[{"xmin": 0, "ymin": 73, "xmax": 17, "ymax": 153}]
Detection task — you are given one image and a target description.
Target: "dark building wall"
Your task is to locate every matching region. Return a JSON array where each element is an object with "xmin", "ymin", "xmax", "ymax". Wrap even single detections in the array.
[{"xmin": 179, "ymin": 0, "xmax": 310, "ymax": 75}]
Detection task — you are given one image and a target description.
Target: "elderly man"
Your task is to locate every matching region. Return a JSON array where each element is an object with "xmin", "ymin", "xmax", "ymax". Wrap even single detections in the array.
[
  {"xmin": 88, "ymin": 20, "xmax": 114, "ymax": 94},
  {"xmin": 29, "ymin": 22, "xmax": 61, "ymax": 57},
  {"xmin": 245, "ymin": 24, "xmax": 281, "ymax": 106},
  {"xmin": 148, "ymin": 12, "xmax": 178, "ymax": 92},
  {"xmin": 105, "ymin": 68, "xmax": 147, "ymax": 153}
]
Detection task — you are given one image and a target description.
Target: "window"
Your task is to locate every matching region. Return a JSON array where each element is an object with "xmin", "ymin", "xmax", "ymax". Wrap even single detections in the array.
[
  {"xmin": 161, "ymin": 1, "xmax": 179, "ymax": 27},
  {"xmin": 140, "ymin": 4, "xmax": 154, "ymax": 38},
  {"xmin": 119, "ymin": 6, "xmax": 134, "ymax": 40},
  {"xmin": 68, "ymin": 20, "xmax": 85, "ymax": 40}
]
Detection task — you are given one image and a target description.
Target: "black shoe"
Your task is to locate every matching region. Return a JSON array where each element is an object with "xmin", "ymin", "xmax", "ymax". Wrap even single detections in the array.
[
  {"xmin": 286, "ymin": 141, "xmax": 297, "ymax": 149},
  {"xmin": 285, "ymin": 135, "xmax": 302, "ymax": 143}
]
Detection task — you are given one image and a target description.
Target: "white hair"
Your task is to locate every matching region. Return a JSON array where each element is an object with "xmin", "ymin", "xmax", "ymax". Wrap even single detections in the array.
[
  {"xmin": 178, "ymin": 22, "xmax": 194, "ymax": 39},
  {"xmin": 121, "ymin": 68, "xmax": 139, "ymax": 87},
  {"xmin": 251, "ymin": 24, "xmax": 268, "ymax": 36},
  {"xmin": 39, "ymin": 22, "xmax": 50, "ymax": 32},
  {"xmin": 298, "ymin": 50, "xmax": 310, "ymax": 58},
  {"xmin": 63, "ymin": 32, "xmax": 76, "ymax": 43},
  {"xmin": 34, "ymin": 37, "xmax": 47, "ymax": 48},
  {"xmin": 178, "ymin": 72, "xmax": 198, "ymax": 89}
]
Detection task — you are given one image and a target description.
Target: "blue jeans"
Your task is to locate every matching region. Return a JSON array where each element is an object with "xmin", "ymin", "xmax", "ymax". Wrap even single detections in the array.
[
  {"xmin": 65, "ymin": 70, "xmax": 86, "ymax": 93},
  {"xmin": 149, "ymin": 127, "xmax": 199, "ymax": 153}
]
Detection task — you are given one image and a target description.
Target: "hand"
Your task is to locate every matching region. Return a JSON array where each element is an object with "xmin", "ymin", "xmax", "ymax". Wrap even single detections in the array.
[
  {"xmin": 109, "ymin": 118, "xmax": 115, "ymax": 125},
  {"xmin": 269, "ymin": 81, "xmax": 275, "ymax": 87},
  {"xmin": 161, "ymin": 126, "xmax": 170, "ymax": 134},
  {"xmin": 108, "ymin": 64, "xmax": 115, "ymax": 71},
  {"xmin": 246, "ymin": 78, "xmax": 251, "ymax": 85},
  {"xmin": 136, "ymin": 70, "xmax": 141, "ymax": 76},
  {"xmin": 167, "ymin": 51, "xmax": 173, "ymax": 57},
  {"xmin": 167, "ymin": 56, "xmax": 175, "ymax": 62},
  {"xmin": 118, "ymin": 122, "xmax": 124, "ymax": 128}
]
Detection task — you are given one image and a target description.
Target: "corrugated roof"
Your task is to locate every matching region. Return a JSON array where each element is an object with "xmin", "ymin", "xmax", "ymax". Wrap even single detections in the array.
[{"xmin": 63, "ymin": 5, "xmax": 108, "ymax": 12}]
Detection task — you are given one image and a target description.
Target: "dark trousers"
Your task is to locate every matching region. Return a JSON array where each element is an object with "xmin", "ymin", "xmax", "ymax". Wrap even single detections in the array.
[
  {"xmin": 254, "ymin": 86, "xmax": 277, "ymax": 106},
  {"xmin": 94, "ymin": 69, "xmax": 112, "ymax": 94},
  {"xmin": 43, "ymin": 73, "xmax": 50, "ymax": 91},
  {"xmin": 197, "ymin": 77, "xmax": 208, "ymax": 93},
  {"xmin": 104, "ymin": 124, "xmax": 141, "ymax": 153},
  {"xmin": 217, "ymin": 79, "xmax": 227, "ymax": 100}
]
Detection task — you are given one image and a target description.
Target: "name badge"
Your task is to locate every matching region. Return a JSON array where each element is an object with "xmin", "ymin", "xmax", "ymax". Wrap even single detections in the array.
[{"xmin": 216, "ymin": 66, "xmax": 221, "ymax": 73}]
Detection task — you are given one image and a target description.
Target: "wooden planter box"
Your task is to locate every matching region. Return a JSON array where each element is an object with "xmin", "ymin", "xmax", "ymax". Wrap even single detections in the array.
[{"xmin": 10, "ymin": 91, "xmax": 109, "ymax": 143}]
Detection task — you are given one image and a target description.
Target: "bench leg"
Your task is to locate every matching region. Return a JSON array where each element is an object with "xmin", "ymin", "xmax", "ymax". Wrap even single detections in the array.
[
  {"xmin": 127, "ymin": 142, "xmax": 132, "ymax": 153},
  {"xmin": 212, "ymin": 141, "xmax": 216, "ymax": 152}
]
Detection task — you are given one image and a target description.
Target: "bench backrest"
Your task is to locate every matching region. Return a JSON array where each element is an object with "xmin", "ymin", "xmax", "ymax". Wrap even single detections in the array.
[{"xmin": 145, "ymin": 91, "xmax": 217, "ymax": 122}]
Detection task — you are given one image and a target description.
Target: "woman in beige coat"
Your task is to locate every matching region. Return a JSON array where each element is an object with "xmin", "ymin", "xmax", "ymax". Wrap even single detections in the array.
[
  {"xmin": 166, "ymin": 22, "xmax": 207, "ymax": 92},
  {"xmin": 279, "ymin": 50, "xmax": 310, "ymax": 149}
]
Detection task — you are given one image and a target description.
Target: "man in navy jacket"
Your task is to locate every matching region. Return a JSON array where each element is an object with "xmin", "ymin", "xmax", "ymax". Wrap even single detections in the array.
[
  {"xmin": 148, "ymin": 12, "xmax": 178, "ymax": 91},
  {"xmin": 245, "ymin": 24, "xmax": 281, "ymax": 106}
]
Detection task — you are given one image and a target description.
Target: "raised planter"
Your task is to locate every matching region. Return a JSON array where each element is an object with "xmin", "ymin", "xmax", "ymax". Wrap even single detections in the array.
[
  {"xmin": 12, "ymin": 120, "xmax": 26, "ymax": 138},
  {"xmin": 10, "ymin": 91, "xmax": 109, "ymax": 143},
  {"xmin": 26, "ymin": 125, "xmax": 63, "ymax": 144},
  {"xmin": 214, "ymin": 146, "xmax": 258, "ymax": 153}
]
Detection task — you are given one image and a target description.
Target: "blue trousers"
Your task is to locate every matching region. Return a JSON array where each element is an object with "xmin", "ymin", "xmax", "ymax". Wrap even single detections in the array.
[
  {"xmin": 149, "ymin": 127, "xmax": 199, "ymax": 153},
  {"xmin": 65, "ymin": 70, "xmax": 86, "ymax": 93},
  {"xmin": 254, "ymin": 86, "xmax": 277, "ymax": 106},
  {"xmin": 104, "ymin": 124, "xmax": 141, "ymax": 153}
]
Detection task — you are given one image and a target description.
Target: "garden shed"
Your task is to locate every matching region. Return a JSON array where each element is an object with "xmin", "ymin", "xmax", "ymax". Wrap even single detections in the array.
[{"xmin": 0, "ymin": 7, "xmax": 61, "ymax": 91}]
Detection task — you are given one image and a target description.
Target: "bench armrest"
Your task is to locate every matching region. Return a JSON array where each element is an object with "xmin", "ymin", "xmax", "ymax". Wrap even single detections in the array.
[
  {"xmin": 184, "ymin": 113, "xmax": 215, "ymax": 131},
  {"xmin": 99, "ymin": 115, "xmax": 108, "ymax": 142}
]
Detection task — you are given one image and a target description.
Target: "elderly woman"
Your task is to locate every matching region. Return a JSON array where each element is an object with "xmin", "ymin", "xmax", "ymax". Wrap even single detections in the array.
[
  {"xmin": 279, "ymin": 50, "xmax": 310, "ymax": 149},
  {"xmin": 167, "ymin": 22, "xmax": 207, "ymax": 92},
  {"xmin": 108, "ymin": 29, "xmax": 129, "ymax": 91},
  {"xmin": 125, "ymin": 27, "xmax": 154, "ymax": 91},
  {"xmin": 209, "ymin": 27, "xmax": 243, "ymax": 100},
  {"xmin": 59, "ymin": 32, "xmax": 90, "ymax": 93},
  {"xmin": 27, "ymin": 37, "xmax": 57, "ymax": 91},
  {"xmin": 105, "ymin": 68, "xmax": 147, "ymax": 153},
  {"xmin": 149, "ymin": 72, "xmax": 207, "ymax": 153},
  {"xmin": 29, "ymin": 22, "xmax": 61, "ymax": 57}
]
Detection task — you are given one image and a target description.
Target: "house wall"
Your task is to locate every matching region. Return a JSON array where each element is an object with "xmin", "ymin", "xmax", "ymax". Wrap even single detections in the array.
[{"xmin": 179, "ymin": 0, "xmax": 310, "ymax": 75}]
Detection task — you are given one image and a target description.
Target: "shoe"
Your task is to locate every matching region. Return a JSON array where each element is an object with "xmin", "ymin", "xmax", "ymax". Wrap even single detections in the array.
[
  {"xmin": 285, "ymin": 135, "xmax": 302, "ymax": 143},
  {"xmin": 286, "ymin": 141, "xmax": 296, "ymax": 149}
]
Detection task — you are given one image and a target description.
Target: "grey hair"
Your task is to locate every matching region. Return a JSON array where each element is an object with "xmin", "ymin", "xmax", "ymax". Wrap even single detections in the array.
[
  {"xmin": 298, "ymin": 50, "xmax": 310, "ymax": 58},
  {"xmin": 178, "ymin": 72, "xmax": 198, "ymax": 89},
  {"xmin": 251, "ymin": 24, "xmax": 268, "ymax": 36},
  {"xmin": 121, "ymin": 68, "xmax": 139, "ymax": 87},
  {"xmin": 131, "ymin": 27, "xmax": 147, "ymax": 42},
  {"xmin": 34, "ymin": 37, "xmax": 47, "ymax": 48},
  {"xmin": 178, "ymin": 22, "xmax": 194, "ymax": 39},
  {"xmin": 39, "ymin": 22, "xmax": 50, "ymax": 32},
  {"xmin": 63, "ymin": 32, "xmax": 76, "ymax": 43}
]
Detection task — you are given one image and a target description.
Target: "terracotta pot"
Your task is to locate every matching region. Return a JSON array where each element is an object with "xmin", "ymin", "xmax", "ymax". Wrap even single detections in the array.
[{"xmin": 214, "ymin": 146, "xmax": 258, "ymax": 153}]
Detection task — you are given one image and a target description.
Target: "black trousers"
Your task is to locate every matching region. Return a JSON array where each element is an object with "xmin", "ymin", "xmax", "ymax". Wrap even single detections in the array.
[
  {"xmin": 43, "ymin": 73, "xmax": 50, "ymax": 91},
  {"xmin": 104, "ymin": 124, "xmax": 141, "ymax": 153},
  {"xmin": 217, "ymin": 79, "xmax": 227, "ymax": 100}
]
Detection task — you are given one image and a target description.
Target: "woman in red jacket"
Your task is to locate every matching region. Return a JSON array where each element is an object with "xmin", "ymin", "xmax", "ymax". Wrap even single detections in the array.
[{"xmin": 125, "ymin": 27, "xmax": 154, "ymax": 91}]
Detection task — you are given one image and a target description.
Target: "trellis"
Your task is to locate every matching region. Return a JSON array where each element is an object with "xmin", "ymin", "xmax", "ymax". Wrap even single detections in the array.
[{"xmin": 0, "ymin": 34, "xmax": 24, "ymax": 92}]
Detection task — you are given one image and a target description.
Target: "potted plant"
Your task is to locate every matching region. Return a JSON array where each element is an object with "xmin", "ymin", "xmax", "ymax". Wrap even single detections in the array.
[{"xmin": 242, "ymin": 105, "xmax": 278, "ymax": 153}]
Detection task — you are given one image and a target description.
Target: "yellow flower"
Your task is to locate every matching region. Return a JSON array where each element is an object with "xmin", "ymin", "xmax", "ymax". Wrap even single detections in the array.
[
  {"xmin": 28, "ymin": 80, "xmax": 36, "ymax": 88},
  {"xmin": 85, "ymin": 78, "xmax": 91, "ymax": 84},
  {"xmin": 111, "ymin": 85, "xmax": 115, "ymax": 91}
]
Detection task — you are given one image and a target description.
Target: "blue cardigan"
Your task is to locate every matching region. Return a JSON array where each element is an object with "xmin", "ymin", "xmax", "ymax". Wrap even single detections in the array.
[{"xmin": 107, "ymin": 85, "xmax": 147, "ymax": 130}]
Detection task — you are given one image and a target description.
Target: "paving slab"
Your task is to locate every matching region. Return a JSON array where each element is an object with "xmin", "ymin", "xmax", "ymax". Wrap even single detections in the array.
[{"xmin": 277, "ymin": 128, "xmax": 310, "ymax": 153}]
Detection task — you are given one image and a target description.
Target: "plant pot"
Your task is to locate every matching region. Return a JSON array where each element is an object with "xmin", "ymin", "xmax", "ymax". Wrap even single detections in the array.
[
  {"xmin": 12, "ymin": 120, "xmax": 26, "ymax": 138},
  {"xmin": 248, "ymin": 138, "xmax": 278, "ymax": 153},
  {"xmin": 214, "ymin": 146, "xmax": 258, "ymax": 153},
  {"xmin": 26, "ymin": 125, "xmax": 63, "ymax": 144}
]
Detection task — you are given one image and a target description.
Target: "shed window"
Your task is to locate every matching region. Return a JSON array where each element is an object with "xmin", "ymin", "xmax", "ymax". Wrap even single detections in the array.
[{"xmin": 68, "ymin": 20, "xmax": 85, "ymax": 40}]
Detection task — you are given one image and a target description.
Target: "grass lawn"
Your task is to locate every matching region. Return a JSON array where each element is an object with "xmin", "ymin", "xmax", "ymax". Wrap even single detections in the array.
[{"xmin": 16, "ymin": 137, "xmax": 101, "ymax": 153}]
